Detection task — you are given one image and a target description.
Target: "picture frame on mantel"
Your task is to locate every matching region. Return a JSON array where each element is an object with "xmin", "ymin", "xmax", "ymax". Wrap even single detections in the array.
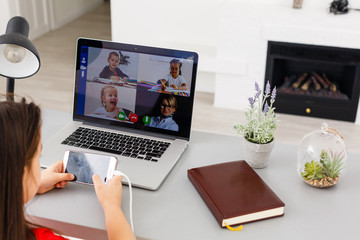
[{"xmin": 293, "ymin": 0, "xmax": 304, "ymax": 9}]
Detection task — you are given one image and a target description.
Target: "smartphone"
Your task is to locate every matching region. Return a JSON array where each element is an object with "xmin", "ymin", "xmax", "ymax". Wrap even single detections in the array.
[{"xmin": 63, "ymin": 150, "xmax": 117, "ymax": 185}]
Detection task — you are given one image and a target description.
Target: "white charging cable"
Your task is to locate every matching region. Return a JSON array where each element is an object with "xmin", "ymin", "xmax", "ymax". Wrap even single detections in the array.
[{"xmin": 114, "ymin": 171, "xmax": 134, "ymax": 232}]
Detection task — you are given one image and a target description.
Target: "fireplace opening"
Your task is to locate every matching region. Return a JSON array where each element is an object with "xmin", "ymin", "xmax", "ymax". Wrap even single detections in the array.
[{"xmin": 265, "ymin": 41, "xmax": 360, "ymax": 122}]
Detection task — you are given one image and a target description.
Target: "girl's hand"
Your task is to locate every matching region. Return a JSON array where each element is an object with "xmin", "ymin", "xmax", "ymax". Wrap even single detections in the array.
[
  {"xmin": 170, "ymin": 84, "xmax": 178, "ymax": 89},
  {"xmin": 93, "ymin": 174, "xmax": 123, "ymax": 209},
  {"xmin": 38, "ymin": 160, "xmax": 75, "ymax": 194},
  {"xmin": 160, "ymin": 79, "xmax": 167, "ymax": 90}
]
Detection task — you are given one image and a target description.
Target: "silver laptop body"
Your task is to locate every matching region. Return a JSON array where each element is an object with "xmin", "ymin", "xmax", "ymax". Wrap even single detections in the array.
[{"xmin": 41, "ymin": 38, "xmax": 198, "ymax": 190}]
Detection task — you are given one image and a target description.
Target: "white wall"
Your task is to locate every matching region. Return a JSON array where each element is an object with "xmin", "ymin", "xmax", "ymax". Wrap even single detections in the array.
[
  {"xmin": 51, "ymin": 0, "xmax": 103, "ymax": 29},
  {"xmin": 0, "ymin": 0, "xmax": 15, "ymax": 34},
  {"xmin": 0, "ymin": 0, "xmax": 50, "ymax": 40},
  {"xmin": 0, "ymin": 0, "xmax": 103, "ymax": 40}
]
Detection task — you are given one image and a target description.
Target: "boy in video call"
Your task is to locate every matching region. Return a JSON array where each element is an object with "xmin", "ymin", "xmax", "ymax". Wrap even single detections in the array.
[
  {"xmin": 146, "ymin": 95, "xmax": 179, "ymax": 131},
  {"xmin": 93, "ymin": 85, "xmax": 128, "ymax": 120},
  {"xmin": 100, "ymin": 51, "xmax": 129, "ymax": 82},
  {"xmin": 159, "ymin": 59, "xmax": 188, "ymax": 91}
]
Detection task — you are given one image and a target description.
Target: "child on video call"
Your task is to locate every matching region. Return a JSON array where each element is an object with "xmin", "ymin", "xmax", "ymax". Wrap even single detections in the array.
[
  {"xmin": 146, "ymin": 95, "xmax": 179, "ymax": 131},
  {"xmin": 100, "ymin": 51, "xmax": 129, "ymax": 82},
  {"xmin": 93, "ymin": 85, "xmax": 128, "ymax": 120},
  {"xmin": 159, "ymin": 59, "xmax": 188, "ymax": 91}
]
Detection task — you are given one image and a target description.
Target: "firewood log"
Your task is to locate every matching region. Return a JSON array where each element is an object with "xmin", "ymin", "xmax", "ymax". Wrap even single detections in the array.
[
  {"xmin": 330, "ymin": 84, "xmax": 337, "ymax": 92},
  {"xmin": 312, "ymin": 71, "xmax": 329, "ymax": 89},
  {"xmin": 292, "ymin": 73, "xmax": 308, "ymax": 89},
  {"xmin": 311, "ymin": 76, "xmax": 321, "ymax": 91},
  {"xmin": 301, "ymin": 78, "xmax": 312, "ymax": 91},
  {"xmin": 322, "ymin": 73, "xmax": 337, "ymax": 92}
]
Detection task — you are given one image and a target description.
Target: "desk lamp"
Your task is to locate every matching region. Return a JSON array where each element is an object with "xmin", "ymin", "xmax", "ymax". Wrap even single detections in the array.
[{"xmin": 0, "ymin": 16, "xmax": 40, "ymax": 100}]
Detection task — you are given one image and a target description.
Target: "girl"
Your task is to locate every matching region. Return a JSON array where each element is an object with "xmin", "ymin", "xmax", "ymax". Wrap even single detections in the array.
[
  {"xmin": 159, "ymin": 59, "xmax": 187, "ymax": 91},
  {"xmin": 0, "ymin": 96, "xmax": 135, "ymax": 240},
  {"xmin": 93, "ymin": 85, "xmax": 123, "ymax": 119}
]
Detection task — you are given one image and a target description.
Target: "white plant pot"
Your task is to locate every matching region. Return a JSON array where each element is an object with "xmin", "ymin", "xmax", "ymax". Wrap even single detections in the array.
[{"xmin": 243, "ymin": 138, "xmax": 275, "ymax": 168}]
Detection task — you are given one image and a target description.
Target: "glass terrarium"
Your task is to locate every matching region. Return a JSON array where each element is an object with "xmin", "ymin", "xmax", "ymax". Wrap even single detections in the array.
[{"xmin": 297, "ymin": 123, "xmax": 347, "ymax": 188}]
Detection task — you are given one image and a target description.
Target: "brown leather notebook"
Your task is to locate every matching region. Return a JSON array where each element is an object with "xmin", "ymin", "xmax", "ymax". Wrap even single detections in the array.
[{"xmin": 188, "ymin": 160, "xmax": 285, "ymax": 227}]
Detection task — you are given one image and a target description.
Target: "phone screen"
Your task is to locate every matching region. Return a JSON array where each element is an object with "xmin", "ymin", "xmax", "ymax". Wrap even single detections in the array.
[{"xmin": 64, "ymin": 151, "xmax": 115, "ymax": 184}]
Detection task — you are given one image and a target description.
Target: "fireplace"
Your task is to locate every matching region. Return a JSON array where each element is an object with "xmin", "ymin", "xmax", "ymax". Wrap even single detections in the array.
[{"xmin": 265, "ymin": 41, "xmax": 360, "ymax": 122}]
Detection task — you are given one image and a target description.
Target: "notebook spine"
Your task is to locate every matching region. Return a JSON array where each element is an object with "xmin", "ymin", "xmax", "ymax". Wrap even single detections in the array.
[{"xmin": 187, "ymin": 170, "xmax": 225, "ymax": 227}]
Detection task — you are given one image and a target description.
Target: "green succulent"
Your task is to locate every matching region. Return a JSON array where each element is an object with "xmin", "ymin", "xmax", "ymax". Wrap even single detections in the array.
[
  {"xmin": 301, "ymin": 160, "xmax": 324, "ymax": 180},
  {"xmin": 301, "ymin": 149, "xmax": 345, "ymax": 181},
  {"xmin": 319, "ymin": 149, "xmax": 345, "ymax": 179}
]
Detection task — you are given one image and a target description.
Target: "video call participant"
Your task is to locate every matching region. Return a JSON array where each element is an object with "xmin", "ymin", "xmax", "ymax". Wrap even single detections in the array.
[
  {"xmin": 93, "ymin": 85, "xmax": 130, "ymax": 120},
  {"xmin": 146, "ymin": 95, "xmax": 179, "ymax": 131},
  {"xmin": 0, "ymin": 96, "xmax": 135, "ymax": 240},
  {"xmin": 159, "ymin": 59, "xmax": 187, "ymax": 91},
  {"xmin": 100, "ymin": 51, "xmax": 129, "ymax": 82}
]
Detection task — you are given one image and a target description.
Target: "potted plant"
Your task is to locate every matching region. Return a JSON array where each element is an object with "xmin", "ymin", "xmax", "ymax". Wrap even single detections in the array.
[{"xmin": 234, "ymin": 81, "xmax": 278, "ymax": 168}]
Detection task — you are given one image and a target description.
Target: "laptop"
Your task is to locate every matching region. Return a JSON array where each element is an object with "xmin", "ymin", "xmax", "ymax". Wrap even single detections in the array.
[{"xmin": 40, "ymin": 37, "xmax": 198, "ymax": 190}]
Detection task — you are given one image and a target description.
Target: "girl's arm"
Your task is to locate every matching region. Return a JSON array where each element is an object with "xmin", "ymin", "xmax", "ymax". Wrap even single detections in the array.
[
  {"xmin": 103, "ymin": 205, "xmax": 134, "ymax": 240},
  {"xmin": 92, "ymin": 174, "xmax": 136, "ymax": 240}
]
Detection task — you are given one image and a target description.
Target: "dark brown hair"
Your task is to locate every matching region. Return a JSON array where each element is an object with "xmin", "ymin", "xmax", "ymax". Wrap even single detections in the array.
[{"xmin": 0, "ymin": 96, "xmax": 42, "ymax": 240}]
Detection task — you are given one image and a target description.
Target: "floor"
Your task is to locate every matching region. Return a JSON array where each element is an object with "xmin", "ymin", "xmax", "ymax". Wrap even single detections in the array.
[{"xmin": 2, "ymin": 1, "xmax": 359, "ymax": 154}]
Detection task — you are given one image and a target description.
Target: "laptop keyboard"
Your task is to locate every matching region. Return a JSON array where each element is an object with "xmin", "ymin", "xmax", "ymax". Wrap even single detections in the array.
[{"xmin": 61, "ymin": 127, "xmax": 171, "ymax": 162}]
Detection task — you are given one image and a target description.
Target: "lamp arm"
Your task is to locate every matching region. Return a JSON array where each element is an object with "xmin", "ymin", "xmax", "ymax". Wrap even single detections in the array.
[{"xmin": 6, "ymin": 78, "xmax": 15, "ymax": 101}]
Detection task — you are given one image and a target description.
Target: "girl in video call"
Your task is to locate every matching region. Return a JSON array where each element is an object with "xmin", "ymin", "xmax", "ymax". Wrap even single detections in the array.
[
  {"xmin": 0, "ymin": 96, "xmax": 135, "ymax": 240},
  {"xmin": 93, "ymin": 85, "xmax": 128, "ymax": 120},
  {"xmin": 146, "ymin": 94, "xmax": 179, "ymax": 131},
  {"xmin": 159, "ymin": 59, "xmax": 188, "ymax": 91},
  {"xmin": 99, "ymin": 51, "xmax": 128, "ymax": 82}
]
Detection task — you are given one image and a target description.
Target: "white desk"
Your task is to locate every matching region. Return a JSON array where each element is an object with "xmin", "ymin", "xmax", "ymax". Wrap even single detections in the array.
[{"xmin": 26, "ymin": 109, "xmax": 360, "ymax": 239}]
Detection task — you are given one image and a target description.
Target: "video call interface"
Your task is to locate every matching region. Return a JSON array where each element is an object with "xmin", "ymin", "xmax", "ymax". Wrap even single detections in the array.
[{"xmin": 75, "ymin": 43, "xmax": 196, "ymax": 137}]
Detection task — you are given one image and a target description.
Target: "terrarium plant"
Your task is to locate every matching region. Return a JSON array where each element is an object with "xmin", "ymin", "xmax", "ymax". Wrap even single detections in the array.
[
  {"xmin": 301, "ymin": 149, "xmax": 345, "ymax": 188},
  {"xmin": 301, "ymin": 160, "xmax": 324, "ymax": 181},
  {"xmin": 234, "ymin": 81, "xmax": 278, "ymax": 144}
]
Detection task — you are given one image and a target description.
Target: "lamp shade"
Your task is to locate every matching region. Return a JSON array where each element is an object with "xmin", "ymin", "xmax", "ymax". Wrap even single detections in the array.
[{"xmin": 0, "ymin": 16, "xmax": 40, "ymax": 79}]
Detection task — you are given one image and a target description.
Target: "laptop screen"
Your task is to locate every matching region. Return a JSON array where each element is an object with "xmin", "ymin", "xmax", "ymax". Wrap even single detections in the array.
[{"xmin": 73, "ymin": 38, "xmax": 198, "ymax": 140}]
